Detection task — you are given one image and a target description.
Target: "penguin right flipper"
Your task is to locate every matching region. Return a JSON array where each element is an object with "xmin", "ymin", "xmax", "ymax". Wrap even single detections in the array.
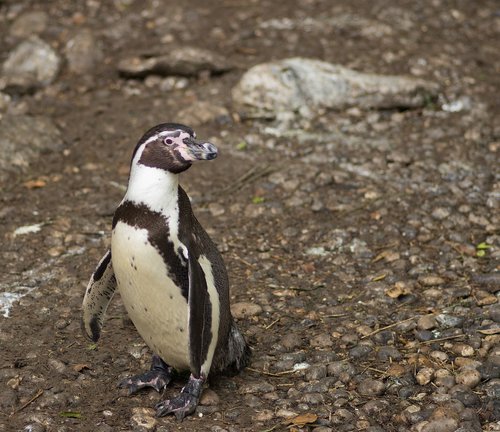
[{"xmin": 82, "ymin": 250, "xmax": 117, "ymax": 342}]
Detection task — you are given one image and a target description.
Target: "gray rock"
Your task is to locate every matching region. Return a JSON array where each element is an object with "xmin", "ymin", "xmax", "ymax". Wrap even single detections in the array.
[
  {"xmin": 0, "ymin": 387, "xmax": 17, "ymax": 408},
  {"xmin": 435, "ymin": 313, "xmax": 464, "ymax": 328},
  {"xmin": 327, "ymin": 361, "xmax": 357, "ymax": 382},
  {"xmin": 232, "ymin": 58, "xmax": 438, "ymax": 123},
  {"xmin": 449, "ymin": 385, "xmax": 480, "ymax": 407},
  {"xmin": 240, "ymin": 381, "xmax": 275, "ymax": 394},
  {"xmin": 301, "ymin": 392, "xmax": 324, "ymax": 404},
  {"xmin": 23, "ymin": 424, "xmax": 46, "ymax": 432},
  {"xmin": 357, "ymin": 378, "xmax": 385, "ymax": 396},
  {"xmin": 118, "ymin": 47, "xmax": 231, "ymax": 78},
  {"xmin": 0, "ymin": 115, "xmax": 63, "ymax": 181},
  {"xmin": 2, "ymin": 37, "xmax": 60, "ymax": 93},
  {"xmin": 10, "ymin": 11, "xmax": 48, "ymax": 38},
  {"xmin": 376, "ymin": 346, "xmax": 402, "ymax": 362},
  {"xmin": 305, "ymin": 364, "xmax": 327, "ymax": 381},
  {"xmin": 479, "ymin": 356, "xmax": 500, "ymax": 380},
  {"xmin": 65, "ymin": 29, "xmax": 104, "ymax": 74},
  {"xmin": 0, "ymin": 92, "xmax": 11, "ymax": 113},
  {"xmin": 362, "ymin": 399, "xmax": 389, "ymax": 416},
  {"xmin": 349, "ymin": 344, "xmax": 373, "ymax": 359},
  {"xmin": 419, "ymin": 418, "xmax": 459, "ymax": 432}
]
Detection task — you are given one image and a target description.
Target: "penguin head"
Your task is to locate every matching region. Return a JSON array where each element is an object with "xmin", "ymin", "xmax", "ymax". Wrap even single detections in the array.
[{"xmin": 132, "ymin": 123, "xmax": 218, "ymax": 174}]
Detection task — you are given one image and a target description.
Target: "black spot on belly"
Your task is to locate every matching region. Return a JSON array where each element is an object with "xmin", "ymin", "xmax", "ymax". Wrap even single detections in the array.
[
  {"xmin": 179, "ymin": 327, "xmax": 184, "ymax": 333},
  {"xmin": 131, "ymin": 305, "xmax": 135, "ymax": 310},
  {"xmin": 169, "ymin": 294, "xmax": 173, "ymax": 299},
  {"xmin": 144, "ymin": 307, "xmax": 148, "ymax": 312}
]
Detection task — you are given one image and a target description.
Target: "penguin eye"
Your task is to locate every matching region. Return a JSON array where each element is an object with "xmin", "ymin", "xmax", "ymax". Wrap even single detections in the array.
[{"xmin": 164, "ymin": 138, "xmax": 173, "ymax": 145}]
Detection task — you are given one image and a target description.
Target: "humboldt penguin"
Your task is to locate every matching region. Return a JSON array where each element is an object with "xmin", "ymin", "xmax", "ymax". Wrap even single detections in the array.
[{"xmin": 82, "ymin": 123, "xmax": 250, "ymax": 419}]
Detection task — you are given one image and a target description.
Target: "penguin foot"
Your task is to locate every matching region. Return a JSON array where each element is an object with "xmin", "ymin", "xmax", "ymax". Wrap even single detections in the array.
[
  {"xmin": 155, "ymin": 374, "xmax": 205, "ymax": 420},
  {"xmin": 118, "ymin": 354, "xmax": 173, "ymax": 394}
]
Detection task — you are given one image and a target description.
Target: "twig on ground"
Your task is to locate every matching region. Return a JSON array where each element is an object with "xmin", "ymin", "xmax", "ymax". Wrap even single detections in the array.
[
  {"xmin": 361, "ymin": 316, "xmax": 415, "ymax": 339},
  {"xmin": 10, "ymin": 388, "xmax": 44, "ymax": 416}
]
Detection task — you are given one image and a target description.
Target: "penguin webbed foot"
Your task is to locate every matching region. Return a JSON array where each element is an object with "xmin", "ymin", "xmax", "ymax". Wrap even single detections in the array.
[
  {"xmin": 155, "ymin": 374, "xmax": 205, "ymax": 420},
  {"xmin": 118, "ymin": 354, "xmax": 173, "ymax": 394}
]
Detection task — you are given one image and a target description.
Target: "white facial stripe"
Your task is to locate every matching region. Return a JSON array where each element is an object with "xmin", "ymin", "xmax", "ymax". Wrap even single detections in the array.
[{"xmin": 142, "ymin": 129, "xmax": 192, "ymax": 147}]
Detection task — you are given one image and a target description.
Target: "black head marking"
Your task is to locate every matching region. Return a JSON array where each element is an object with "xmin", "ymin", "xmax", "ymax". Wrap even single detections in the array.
[
  {"xmin": 131, "ymin": 123, "xmax": 194, "ymax": 162},
  {"xmin": 130, "ymin": 123, "xmax": 217, "ymax": 174}
]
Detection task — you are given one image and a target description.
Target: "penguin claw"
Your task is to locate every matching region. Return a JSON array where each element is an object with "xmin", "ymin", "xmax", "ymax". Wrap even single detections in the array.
[
  {"xmin": 155, "ymin": 373, "xmax": 204, "ymax": 419},
  {"xmin": 118, "ymin": 370, "xmax": 172, "ymax": 394},
  {"xmin": 155, "ymin": 393, "xmax": 198, "ymax": 420},
  {"xmin": 118, "ymin": 355, "xmax": 173, "ymax": 394}
]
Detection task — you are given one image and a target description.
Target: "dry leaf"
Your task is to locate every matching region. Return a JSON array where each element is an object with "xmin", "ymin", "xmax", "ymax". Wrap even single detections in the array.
[
  {"xmin": 477, "ymin": 327, "xmax": 500, "ymax": 335},
  {"xmin": 385, "ymin": 282, "xmax": 411, "ymax": 299},
  {"xmin": 72, "ymin": 363, "xmax": 90, "ymax": 372},
  {"xmin": 287, "ymin": 412, "xmax": 318, "ymax": 427},
  {"xmin": 24, "ymin": 179, "xmax": 47, "ymax": 189}
]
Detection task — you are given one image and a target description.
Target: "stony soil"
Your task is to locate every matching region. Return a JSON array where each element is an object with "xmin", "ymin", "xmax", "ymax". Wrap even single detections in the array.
[{"xmin": 0, "ymin": 1, "xmax": 499, "ymax": 432}]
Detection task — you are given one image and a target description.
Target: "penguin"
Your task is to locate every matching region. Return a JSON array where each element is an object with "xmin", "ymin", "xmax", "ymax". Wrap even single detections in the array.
[{"xmin": 82, "ymin": 123, "xmax": 250, "ymax": 420}]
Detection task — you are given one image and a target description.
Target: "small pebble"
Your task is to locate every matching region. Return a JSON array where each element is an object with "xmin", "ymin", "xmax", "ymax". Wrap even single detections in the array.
[
  {"xmin": 23, "ymin": 424, "xmax": 47, "ymax": 432},
  {"xmin": 376, "ymin": 346, "xmax": 402, "ymax": 361},
  {"xmin": 349, "ymin": 344, "xmax": 373, "ymax": 359},
  {"xmin": 418, "ymin": 314, "xmax": 437, "ymax": 330},
  {"xmin": 130, "ymin": 407, "xmax": 157, "ymax": 430},
  {"xmin": 434, "ymin": 369, "xmax": 456, "ymax": 388},
  {"xmin": 305, "ymin": 364, "xmax": 327, "ymax": 381},
  {"xmin": 435, "ymin": 314, "xmax": 464, "ymax": 328},
  {"xmin": 253, "ymin": 409, "xmax": 274, "ymax": 421},
  {"xmin": 240, "ymin": 381, "xmax": 275, "ymax": 394},
  {"xmin": 418, "ymin": 418, "xmax": 458, "ymax": 432},
  {"xmin": 357, "ymin": 378, "xmax": 385, "ymax": 396},
  {"xmin": 449, "ymin": 385, "xmax": 480, "ymax": 407},
  {"xmin": 276, "ymin": 408, "xmax": 298, "ymax": 418},
  {"xmin": 429, "ymin": 350, "xmax": 448, "ymax": 362},
  {"xmin": 231, "ymin": 302, "xmax": 262, "ymax": 319},
  {"xmin": 451, "ymin": 343, "xmax": 474, "ymax": 357},
  {"xmin": 455, "ymin": 368, "xmax": 481, "ymax": 388},
  {"xmin": 419, "ymin": 275, "xmax": 445, "ymax": 286},
  {"xmin": 310, "ymin": 333, "xmax": 333, "ymax": 348},
  {"xmin": 0, "ymin": 388, "xmax": 18, "ymax": 409},
  {"xmin": 416, "ymin": 367, "xmax": 434, "ymax": 385},
  {"xmin": 200, "ymin": 389, "xmax": 220, "ymax": 406}
]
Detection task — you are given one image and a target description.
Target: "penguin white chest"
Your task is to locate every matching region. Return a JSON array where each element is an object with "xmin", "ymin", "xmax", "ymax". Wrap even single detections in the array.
[{"xmin": 111, "ymin": 221, "xmax": 190, "ymax": 370}]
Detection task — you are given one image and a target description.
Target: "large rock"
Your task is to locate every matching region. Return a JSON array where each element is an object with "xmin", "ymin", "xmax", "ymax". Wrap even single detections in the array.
[
  {"xmin": 0, "ymin": 115, "xmax": 63, "ymax": 181},
  {"xmin": 232, "ymin": 58, "xmax": 438, "ymax": 121},
  {"xmin": 9, "ymin": 11, "xmax": 49, "ymax": 38},
  {"xmin": 117, "ymin": 46, "xmax": 230, "ymax": 78},
  {"xmin": 1, "ymin": 37, "xmax": 60, "ymax": 93},
  {"xmin": 65, "ymin": 29, "xmax": 104, "ymax": 74}
]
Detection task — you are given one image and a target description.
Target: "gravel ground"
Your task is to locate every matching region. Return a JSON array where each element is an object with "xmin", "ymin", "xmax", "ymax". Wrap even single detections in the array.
[{"xmin": 0, "ymin": 1, "xmax": 499, "ymax": 431}]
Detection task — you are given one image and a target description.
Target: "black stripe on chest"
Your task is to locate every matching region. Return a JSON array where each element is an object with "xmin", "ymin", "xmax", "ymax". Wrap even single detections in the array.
[{"xmin": 112, "ymin": 200, "xmax": 189, "ymax": 300}]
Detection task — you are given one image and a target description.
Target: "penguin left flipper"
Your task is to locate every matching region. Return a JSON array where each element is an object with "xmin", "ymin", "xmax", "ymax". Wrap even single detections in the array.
[
  {"xmin": 187, "ymin": 250, "xmax": 212, "ymax": 378},
  {"xmin": 82, "ymin": 250, "xmax": 117, "ymax": 342}
]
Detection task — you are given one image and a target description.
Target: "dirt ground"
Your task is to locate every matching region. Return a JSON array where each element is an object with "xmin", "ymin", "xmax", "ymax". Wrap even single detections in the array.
[{"xmin": 1, "ymin": 1, "xmax": 499, "ymax": 431}]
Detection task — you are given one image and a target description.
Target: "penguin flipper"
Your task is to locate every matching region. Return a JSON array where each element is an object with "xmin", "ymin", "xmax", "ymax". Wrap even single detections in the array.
[
  {"xmin": 82, "ymin": 249, "xmax": 117, "ymax": 342},
  {"xmin": 187, "ymin": 252, "xmax": 211, "ymax": 378}
]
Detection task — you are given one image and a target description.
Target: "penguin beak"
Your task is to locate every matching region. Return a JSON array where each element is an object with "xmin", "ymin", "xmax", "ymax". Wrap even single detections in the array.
[{"xmin": 183, "ymin": 137, "xmax": 218, "ymax": 161}]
